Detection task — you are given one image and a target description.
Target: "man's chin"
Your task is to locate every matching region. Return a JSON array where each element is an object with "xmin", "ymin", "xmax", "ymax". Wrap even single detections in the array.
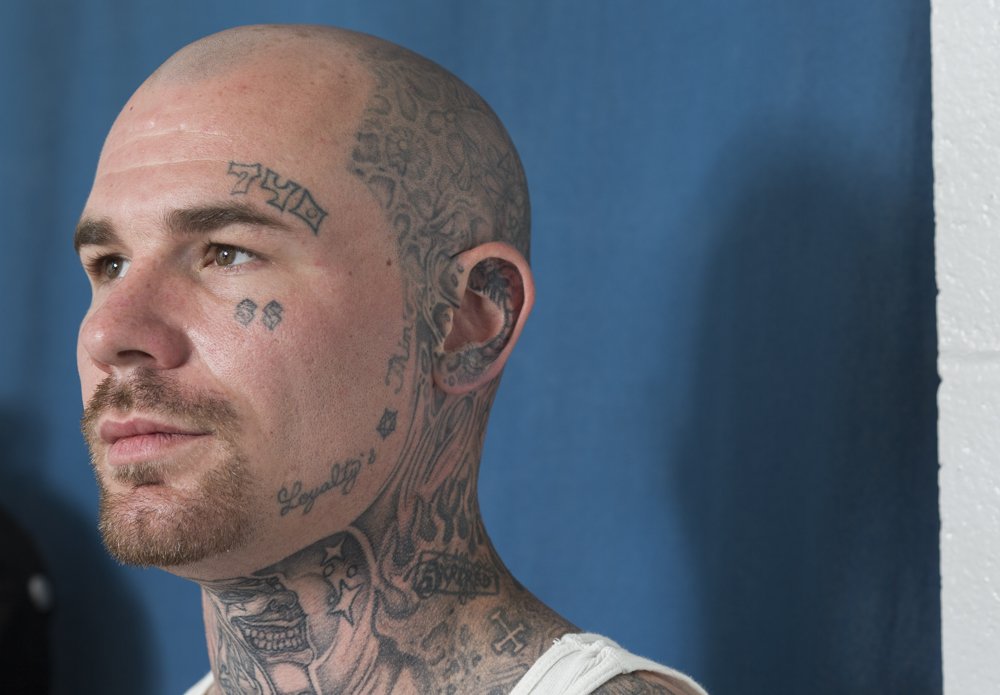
[{"xmin": 97, "ymin": 456, "xmax": 258, "ymax": 568}]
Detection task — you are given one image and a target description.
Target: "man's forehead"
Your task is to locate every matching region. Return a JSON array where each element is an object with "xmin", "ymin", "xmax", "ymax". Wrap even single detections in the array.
[{"xmin": 97, "ymin": 53, "xmax": 370, "ymax": 178}]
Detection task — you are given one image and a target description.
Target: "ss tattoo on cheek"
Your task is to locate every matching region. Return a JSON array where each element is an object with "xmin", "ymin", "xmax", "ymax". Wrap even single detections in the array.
[
  {"xmin": 234, "ymin": 299, "xmax": 257, "ymax": 326},
  {"xmin": 234, "ymin": 299, "xmax": 284, "ymax": 330}
]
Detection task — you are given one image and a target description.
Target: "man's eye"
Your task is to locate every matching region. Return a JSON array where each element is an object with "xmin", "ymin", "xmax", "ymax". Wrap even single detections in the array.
[
  {"xmin": 214, "ymin": 245, "xmax": 255, "ymax": 267},
  {"xmin": 104, "ymin": 257, "xmax": 131, "ymax": 280}
]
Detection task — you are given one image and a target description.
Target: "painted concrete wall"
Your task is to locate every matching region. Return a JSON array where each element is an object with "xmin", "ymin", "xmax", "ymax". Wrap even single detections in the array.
[{"xmin": 933, "ymin": 1, "xmax": 1000, "ymax": 693}]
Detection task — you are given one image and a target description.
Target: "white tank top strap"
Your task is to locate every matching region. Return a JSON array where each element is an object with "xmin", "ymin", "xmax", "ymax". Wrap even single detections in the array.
[
  {"xmin": 508, "ymin": 633, "xmax": 708, "ymax": 695},
  {"xmin": 182, "ymin": 670, "xmax": 214, "ymax": 695}
]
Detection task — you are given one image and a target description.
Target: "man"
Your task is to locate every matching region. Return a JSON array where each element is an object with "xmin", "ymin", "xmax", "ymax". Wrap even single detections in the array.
[{"xmin": 75, "ymin": 25, "xmax": 707, "ymax": 695}]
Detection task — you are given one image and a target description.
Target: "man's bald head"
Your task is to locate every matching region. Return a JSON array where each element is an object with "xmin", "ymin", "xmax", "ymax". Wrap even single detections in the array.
[
  {"xmin": 145, "ymin": 24, "xmax": 352, "ymax": 86},
  {"xmin": 133, "ymin": 24, "xmax": 531, "ymax": 349},
  {"xmin": 146, "ymin": 25, "xmax": 529, "ymax": 255}
]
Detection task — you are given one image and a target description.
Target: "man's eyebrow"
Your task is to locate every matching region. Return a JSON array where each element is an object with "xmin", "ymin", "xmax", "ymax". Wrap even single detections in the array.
[
  {"xmin": 73, "ymin": 203, "xmax": 292, "ymax": 256},
  {"xmin": 167, "ymin": 203, "xmax": 293, "ymax": 237},
  {"xmin": 74, "ymin": 217, "xmax": 120, "ymax": 255}
]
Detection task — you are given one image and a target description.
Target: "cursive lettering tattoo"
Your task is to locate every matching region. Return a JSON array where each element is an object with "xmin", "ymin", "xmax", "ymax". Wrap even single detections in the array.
[
  {"xmin": 234, "ymin": 298, "xmax": 257, "ymax": 326},
  {"xmin": 226, "ymin": 160, "xmax": 328, "ymax": 234},
  {"xmin": 276, "ymin": 449, "xmax": 373, "ymax": 515},
  {"xmin": 385, "ymin": 324, "xmax": 412, "ymax": 393}
]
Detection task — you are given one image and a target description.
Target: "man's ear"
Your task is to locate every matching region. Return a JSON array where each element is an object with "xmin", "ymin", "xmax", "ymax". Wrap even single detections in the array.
[{"xmin": 433, "ymin": 242, "xmax": 535, "ymax": 394}]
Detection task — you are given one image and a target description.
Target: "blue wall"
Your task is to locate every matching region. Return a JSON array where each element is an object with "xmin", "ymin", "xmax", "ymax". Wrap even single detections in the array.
[{"xmin": 0, "ymin": 2, "xmax": 940, "ymax": 694}]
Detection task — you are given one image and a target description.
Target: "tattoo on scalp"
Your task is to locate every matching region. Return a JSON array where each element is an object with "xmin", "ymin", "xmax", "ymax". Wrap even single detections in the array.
[
  {"xmin": 347, "ymin": 39, "xmax": 530, "ymax": 394},
  {"xmin": 226, "ymin": 161, "xmax": 329, "ymax": 234}
]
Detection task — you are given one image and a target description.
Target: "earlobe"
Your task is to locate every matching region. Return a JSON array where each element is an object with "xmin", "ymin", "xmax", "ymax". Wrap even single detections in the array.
[{"xmin": 432, "ymin": 242, "xmax": 534, "ymax": 394}]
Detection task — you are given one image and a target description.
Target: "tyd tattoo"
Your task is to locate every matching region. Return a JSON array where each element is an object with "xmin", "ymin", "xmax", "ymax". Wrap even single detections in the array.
[{"xmin": 227, "ymin": 161, "xmax": 329, "ymax": 234}]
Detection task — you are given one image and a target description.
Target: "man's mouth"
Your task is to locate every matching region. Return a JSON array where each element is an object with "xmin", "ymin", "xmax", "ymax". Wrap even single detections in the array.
[{"xmin": 99, "ymin": 417, "xmax": 209, "ymax": 467}]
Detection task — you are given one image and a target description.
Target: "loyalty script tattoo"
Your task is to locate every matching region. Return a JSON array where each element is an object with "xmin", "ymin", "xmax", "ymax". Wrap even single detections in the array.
[
  {"xmin": 234, "ymin": 299, "xmax": 284, "ymax": 330},
  {"xmin": 227, "ymin": 161, "xmax": 329, "ymax": 234},
  {"xmin": 277, "ymin": 449, "xmax": 376, "ymax": 516}
]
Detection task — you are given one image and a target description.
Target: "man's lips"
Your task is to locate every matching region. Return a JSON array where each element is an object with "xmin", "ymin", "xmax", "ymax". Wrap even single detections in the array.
[{"xmin": 99, "ymin": 417, "xmax": 210, "ymax": 467}]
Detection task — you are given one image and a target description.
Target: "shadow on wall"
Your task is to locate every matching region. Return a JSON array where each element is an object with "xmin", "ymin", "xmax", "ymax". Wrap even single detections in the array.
[
  {"xmin": 672, "ymin": 128, "xmax": 941, "ymax": 695},
  {"xmin": 0, "ymin": 409, "xmax": 157, "ymax": 695}
]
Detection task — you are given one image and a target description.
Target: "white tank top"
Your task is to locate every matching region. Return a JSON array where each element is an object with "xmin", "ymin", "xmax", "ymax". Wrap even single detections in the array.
[
  {"xmin": 184, "ymin": 632, "xmax": 708, "ymax": 695},
  {"xmin": 508, "ymin": 633, "xmax": 708, "ymax": 695}
]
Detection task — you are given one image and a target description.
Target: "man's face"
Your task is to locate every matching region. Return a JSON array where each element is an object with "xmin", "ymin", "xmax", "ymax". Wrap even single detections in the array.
[{"xmin": 76, "ymin": 64, "xmax": 407, "ymax": 576}]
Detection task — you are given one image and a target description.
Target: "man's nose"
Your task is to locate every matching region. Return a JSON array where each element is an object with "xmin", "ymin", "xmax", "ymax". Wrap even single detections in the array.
[{"xmin": 78, "ymin": 266, "xmax": 191, "ymax": 373}]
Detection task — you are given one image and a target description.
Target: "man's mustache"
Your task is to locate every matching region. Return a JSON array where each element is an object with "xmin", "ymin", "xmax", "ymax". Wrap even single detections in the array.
[{"xmin": 81, "ymin": 368, "xmax": 240, "ymax": 460}]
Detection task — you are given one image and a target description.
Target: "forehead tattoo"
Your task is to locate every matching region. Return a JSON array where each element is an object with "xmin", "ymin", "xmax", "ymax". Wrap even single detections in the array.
[{"xmin": 227, "ymin": 161, "xmax": 328, "ymax": 234}]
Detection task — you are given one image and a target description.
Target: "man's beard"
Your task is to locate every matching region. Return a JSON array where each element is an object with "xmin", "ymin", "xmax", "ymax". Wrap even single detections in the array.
[{"xmin": 81, "ymin": 368, "xmax": 258, "ymax": 568}]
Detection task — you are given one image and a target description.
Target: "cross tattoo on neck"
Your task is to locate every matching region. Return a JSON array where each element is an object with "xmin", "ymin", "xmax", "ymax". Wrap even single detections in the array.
[{"xmin": 490, "ymin": 609, "xmax": 527, "ymax": 655}]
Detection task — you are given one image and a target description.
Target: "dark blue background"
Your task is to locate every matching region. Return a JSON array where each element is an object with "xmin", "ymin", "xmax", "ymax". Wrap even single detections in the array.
[{"xmin": 0, "ymin": 2, "xmax": 940, "ymax": 694}]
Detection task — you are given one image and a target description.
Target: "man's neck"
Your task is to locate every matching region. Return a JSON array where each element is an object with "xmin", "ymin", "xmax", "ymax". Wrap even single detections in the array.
[
  {"xmin": 201, "ymin": 531, "xmax": 574, "ymax": 695},
  {"xmin": 200, "ymin": 388, "xmax": 576, "ymax": 695}
]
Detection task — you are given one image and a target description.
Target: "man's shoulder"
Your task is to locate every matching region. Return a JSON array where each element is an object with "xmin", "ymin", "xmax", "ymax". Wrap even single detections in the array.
[{"xmin": 594, "ymin": 670, "xmax": 705, "ymax": 695}]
